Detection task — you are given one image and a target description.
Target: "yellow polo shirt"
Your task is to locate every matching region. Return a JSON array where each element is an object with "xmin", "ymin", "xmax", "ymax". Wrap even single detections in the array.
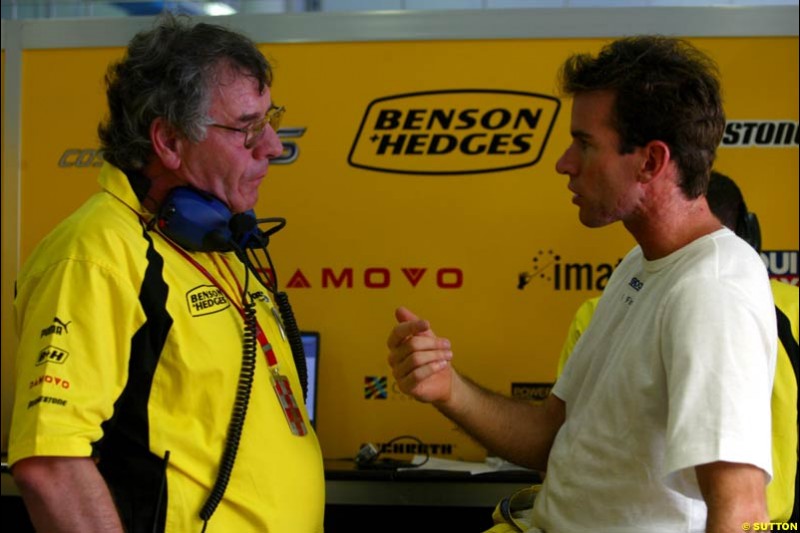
[{"xmin": 10, "ymin": 163, "xmax": 324, "ymax": 532}]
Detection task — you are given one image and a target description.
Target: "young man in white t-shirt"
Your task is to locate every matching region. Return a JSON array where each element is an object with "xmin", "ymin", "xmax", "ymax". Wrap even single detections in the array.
[{"xmin": 386, "ymin": 36, "xmax": 776, "ymax": 533}]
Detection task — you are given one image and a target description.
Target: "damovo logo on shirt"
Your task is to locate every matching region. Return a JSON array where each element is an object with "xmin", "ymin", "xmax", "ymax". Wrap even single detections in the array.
[
  {"xmin": 186, "ymin": 285, "xmax": 230, "ymax": 317},
  {"xmin": 348, "ymin": 89, "xmax": 561, "ymax": 175}
]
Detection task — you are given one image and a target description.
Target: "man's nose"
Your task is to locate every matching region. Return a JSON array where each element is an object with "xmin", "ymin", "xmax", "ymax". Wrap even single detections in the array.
[
  {"xmin": 555, "ymin": 145, "xmax": 575, "ymax": 176},
  {"xmin": 256, "ymin": 125, "xmax": 284, "ymax": 160}
]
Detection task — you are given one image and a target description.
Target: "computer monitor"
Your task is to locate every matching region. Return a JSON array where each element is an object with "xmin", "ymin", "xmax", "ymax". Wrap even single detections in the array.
[{"xmin": 300, "ymin": 331, "xmax": 320, "ymax": 428}]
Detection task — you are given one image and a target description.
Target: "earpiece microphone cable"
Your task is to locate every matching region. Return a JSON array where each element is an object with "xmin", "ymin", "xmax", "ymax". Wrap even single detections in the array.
[{"xmin": 199, "ymin": 249, "xmax": 257, "ymax": 531}]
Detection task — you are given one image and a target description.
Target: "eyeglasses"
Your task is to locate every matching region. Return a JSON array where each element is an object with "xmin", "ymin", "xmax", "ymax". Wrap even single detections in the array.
[{"xmin": 209, "ymin": 104, "xmax": 285, "ymax": 149}]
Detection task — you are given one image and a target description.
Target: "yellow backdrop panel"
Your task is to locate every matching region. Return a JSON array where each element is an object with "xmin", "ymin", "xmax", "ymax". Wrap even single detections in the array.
[{"xmin": 7, "ymin": 36, "xmax": 798, "ymax": 461}]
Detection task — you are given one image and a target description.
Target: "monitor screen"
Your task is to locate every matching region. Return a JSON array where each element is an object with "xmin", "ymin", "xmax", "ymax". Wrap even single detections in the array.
[{"xmin": 300, "ymin": 331, "xmax": 320, "ymax": 427}]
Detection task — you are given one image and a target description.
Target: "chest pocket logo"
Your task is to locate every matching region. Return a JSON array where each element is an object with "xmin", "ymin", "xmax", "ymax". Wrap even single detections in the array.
[{"xmin": 186, "ymin": 285, "xmax": 231, "ymax": 317}]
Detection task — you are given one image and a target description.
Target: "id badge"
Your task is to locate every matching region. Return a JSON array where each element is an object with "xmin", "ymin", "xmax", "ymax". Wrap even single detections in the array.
[{"xmin": 271, "ymin": 371, "xmax": 308, "ymax": 436}]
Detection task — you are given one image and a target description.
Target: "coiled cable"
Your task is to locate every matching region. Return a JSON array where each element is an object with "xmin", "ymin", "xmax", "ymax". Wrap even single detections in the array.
[
  {"xmin": 199, "ymin": 294, "xmax": 258, "ymax": 530},
  {"xmin": 274, "ymin": 290, "xmax": 308, "ymax": 401}
]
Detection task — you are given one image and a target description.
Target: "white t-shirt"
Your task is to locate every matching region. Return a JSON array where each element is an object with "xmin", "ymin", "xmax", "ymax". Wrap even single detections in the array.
[{"xmin": 531, "ymin": 229, "xmax": 776, "ymax": 533}]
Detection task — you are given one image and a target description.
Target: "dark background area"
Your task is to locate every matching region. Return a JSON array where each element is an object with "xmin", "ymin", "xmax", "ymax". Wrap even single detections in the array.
[{"xmin": 3, "ymin": 495, "xmax": 496, "ymax": 532}]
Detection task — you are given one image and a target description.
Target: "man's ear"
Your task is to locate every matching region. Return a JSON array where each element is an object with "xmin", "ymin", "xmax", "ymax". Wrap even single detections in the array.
[
  {"xmin": 638, "ymin": 140, "xmax": 671, "ymax": 184},
  {"xmin": 150, "ymin": 117, "xmax": 182, "ymax": 171}
]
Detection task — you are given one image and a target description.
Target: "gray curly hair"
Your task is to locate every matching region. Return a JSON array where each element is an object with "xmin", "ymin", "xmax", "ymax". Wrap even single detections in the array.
[{"xmin": 98, "ymin": 13, "xmax": 272, "ymax": 171}]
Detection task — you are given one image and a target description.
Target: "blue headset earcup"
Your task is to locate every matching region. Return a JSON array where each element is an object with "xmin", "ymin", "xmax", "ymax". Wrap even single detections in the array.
[{"xmin": 157, "ymin": 187, "xmax": 235, "ymax": 252}]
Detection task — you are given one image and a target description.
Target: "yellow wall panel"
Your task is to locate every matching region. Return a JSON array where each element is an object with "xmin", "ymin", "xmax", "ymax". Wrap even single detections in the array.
[{"xmin": 4, "ymin": 35, "xmax": 797, "ymax": 461}]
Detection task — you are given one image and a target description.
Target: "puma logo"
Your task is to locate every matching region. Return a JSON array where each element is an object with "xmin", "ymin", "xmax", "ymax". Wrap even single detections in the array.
[{"xmin": 40, "ymin": 317, "xmax": 72, "ymax": 338}]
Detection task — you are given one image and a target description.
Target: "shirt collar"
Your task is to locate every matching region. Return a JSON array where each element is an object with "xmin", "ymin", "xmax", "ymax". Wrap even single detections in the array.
[{"xmin": 97, "ymin": 162, "xmax": 153, "ymax": 219}]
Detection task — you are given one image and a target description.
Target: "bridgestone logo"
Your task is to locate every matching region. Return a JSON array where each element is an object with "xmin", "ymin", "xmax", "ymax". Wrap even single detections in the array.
[
  {"xmin": 28, "ymin": 395, "xmax": 68, "ymax": 408},
  {"xmin": 348, "ymin": 89, "xmax": 560, "ymax": 175},
  {"xmin": 722, "ymin": 120, "xmax": 799, "ymax": 147}
]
